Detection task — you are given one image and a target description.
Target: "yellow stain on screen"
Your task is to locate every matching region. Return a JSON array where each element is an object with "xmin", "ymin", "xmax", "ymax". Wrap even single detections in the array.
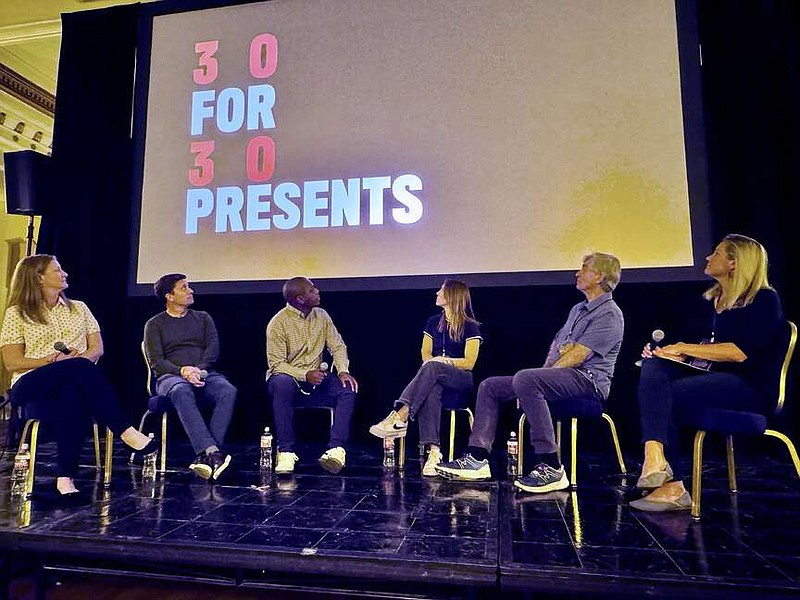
[{"xmin": 556, "ymin": 166, "xmax": 690, "ymax": 265}]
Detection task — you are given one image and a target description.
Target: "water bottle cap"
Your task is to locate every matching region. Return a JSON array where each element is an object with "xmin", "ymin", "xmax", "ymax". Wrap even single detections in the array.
[
  {"xmin": 264, "ymin": 426, "xmax": 270, "ymax": 433},
  {"xmin": 510, "ymin": 432, "xmax": 516, "ymax": 438},
  {"xmin": 20, "ymin": 443, "xmax": 29, "ymax": 451}
]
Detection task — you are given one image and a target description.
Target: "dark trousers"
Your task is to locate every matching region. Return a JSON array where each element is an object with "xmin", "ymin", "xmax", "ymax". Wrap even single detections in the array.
[
  {"xmin": 637, "ymin": 358, "xmax": 763, "ymax": 478},
  {"xmin": 9, "ymin": 359, "xmax": 130, "ymax": 478},
  {"xmin": 468, "ymin": 368, "xmax": 600, "ymax": 456},
  {"xmin": 397, "ymin": 361, "xmax": 473, "ymax": 446},
  {"xmin": 267, "ymin": 373, "xmax": 356, "ymax": 452}
]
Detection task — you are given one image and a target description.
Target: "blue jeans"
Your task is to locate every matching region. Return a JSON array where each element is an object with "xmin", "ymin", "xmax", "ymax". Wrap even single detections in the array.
[
  {"xmin": 638, "ymin": 358, "xmax": 763, "ymax": 478},
  {"xmin": 397, "ymin": 361, "xmax": 473, "ymax": 446},
  {"xmin": 468, "ymin": 368, "xmax": 600, "ymax": 455},
  {"xmin": 267, "ymin": 373, "xmax": 356, "ymax": 452},
  {"xmin": 157, "ymin": 372, "xmax": 237, "ymax": 455}
]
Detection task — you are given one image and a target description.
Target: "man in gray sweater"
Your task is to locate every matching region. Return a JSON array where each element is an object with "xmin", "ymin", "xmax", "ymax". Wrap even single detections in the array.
[{"xmin": 144, "ymin": 273, "xmax": 237, "ymax": 480}]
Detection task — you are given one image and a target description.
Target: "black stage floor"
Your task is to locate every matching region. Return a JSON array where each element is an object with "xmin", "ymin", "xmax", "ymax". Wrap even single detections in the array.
[{"xmin": 1, "ymin": 439, "xmax": 800, "ymax": 599}]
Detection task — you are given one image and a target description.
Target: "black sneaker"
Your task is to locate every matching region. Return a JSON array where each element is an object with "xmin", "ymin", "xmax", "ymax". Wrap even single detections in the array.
[
  {"xmin": 434, "ymin": 453, "xmax": 491, "ymax": 480},
  {"xmin": 209, "ymin": 451, "xmax": 232, "ymax": 480},
  {"xmin": 514, "ymin": 462, "xmax": 569, "ymax": 494},
  {"xmin": 189, "ymin": 453, "xmax": 213, "ymax": 479}
]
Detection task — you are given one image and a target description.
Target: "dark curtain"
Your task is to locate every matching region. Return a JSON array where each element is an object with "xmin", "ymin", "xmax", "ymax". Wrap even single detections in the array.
[
  {"xmin": 38, "ymin": 1, "xmax": 800, "ymax": 443},
  {"xmin": 39, "ymin": 5, "xmax": 139, "ymax": 394}
]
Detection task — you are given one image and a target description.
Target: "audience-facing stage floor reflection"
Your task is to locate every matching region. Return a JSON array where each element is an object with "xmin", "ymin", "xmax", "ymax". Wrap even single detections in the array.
[{"xmin": 1, "ymin": 440, "xmax": 800, "ymax": 598}]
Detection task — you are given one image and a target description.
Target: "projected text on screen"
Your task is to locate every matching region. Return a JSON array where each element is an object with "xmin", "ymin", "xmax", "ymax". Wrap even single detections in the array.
[{"xmin": 185, "ymin": 33, "xmax": 424, "ymax": 235}]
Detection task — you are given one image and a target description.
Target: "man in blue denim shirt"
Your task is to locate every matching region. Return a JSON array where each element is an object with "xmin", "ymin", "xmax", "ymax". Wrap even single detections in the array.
[{"xmin": 436, "ymin": 253, "xmax": 624, "ymax": 493}]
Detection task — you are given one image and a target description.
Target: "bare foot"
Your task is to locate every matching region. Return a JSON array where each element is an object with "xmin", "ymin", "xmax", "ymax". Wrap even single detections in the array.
[{"xmin": 56, "ymin": 477, "xmax": 79, "ymax": 495}]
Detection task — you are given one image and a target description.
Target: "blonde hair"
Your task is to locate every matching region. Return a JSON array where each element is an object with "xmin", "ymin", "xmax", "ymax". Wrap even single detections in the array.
[
  {"xmin": 7, "ymin": 254, "xmax": 73, "ymax": 324},
  {"xmin": 438, "ymin": 279, "xmax": 479, "ymax": 342},
  {"xmin": 703, "ymin": 234, "xmax": 772, "ymax": 310},
  {"xmin": 584, "ymin": 252, "xmax": 621, "ymax": 292}
]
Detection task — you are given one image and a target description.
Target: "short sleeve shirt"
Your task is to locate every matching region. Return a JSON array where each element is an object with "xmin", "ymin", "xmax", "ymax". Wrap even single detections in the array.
[
  {"xmin": 0, "ymin": 298, "xmax": 99, "ymax": 386},
  {"xmin": 423, "ymin": 314, "xmax": 482, "ymax": 358}
]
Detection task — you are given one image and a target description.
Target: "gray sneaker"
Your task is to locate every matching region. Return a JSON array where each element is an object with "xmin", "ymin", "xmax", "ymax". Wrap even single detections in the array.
[
  {"xmin": 514, "ymin": 462, "xmax": 569, "ymax": 493},
  {"xmin": 434, "ymin": 453, "xmax": 491, "ymax": 481}
]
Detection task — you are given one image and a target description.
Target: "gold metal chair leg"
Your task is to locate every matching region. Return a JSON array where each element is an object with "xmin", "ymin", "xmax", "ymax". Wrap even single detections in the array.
[
  {"xmin": 570, "ymin": 418, "xmax": 578, "ymax": 487},
  {"xmin": 398, "ymin": 436, "xmax": 405, "ymax": 470},
  {"xmin": 465, "ymin": 408, "xmax": 474, "ymax": 430},
  {"xmin": 726, "ymin": 435, "xmax": 737, "ymax": 492},
  {"xmin": 104, "ymin": 428, "xmax": 114, "ymax": 487},
  {"xmin": 764, "ymin": 429, "xmax": 800, "ymax": 478},
  {"xmin": 93, "ymin": 422, "xmax": 102, "ymax": 469},
  {"xmin": 19, "ymin": 419, "xmax": 34, "ymax": 453},
  {"xmin": 448, "ymin": 409, "xmax": 457, "ymax": 461},
  {"xmin": 24, "ymin": 420, "xmax": 40, "ymax": 498},
  {"xmin": 601, "ymin": 413, "xmax": 626, "ymax": 475},
  {"xmin": 691, "ymin": 430, "xmax": 706, "ymax": 519},
  {"xmin": 328, "ymin": 407, "xmax": 334, "ymax": 430},
  {"xmin": 555, "ymin": 420, "xmax": 562, "ymax": 463},
  {"xmin": 517, "ymin": 414, "xmax": 526, "ymax": 475},
  {"xmin": 160, "ymin": 412, "xmax": 168, "ymax": 474}
]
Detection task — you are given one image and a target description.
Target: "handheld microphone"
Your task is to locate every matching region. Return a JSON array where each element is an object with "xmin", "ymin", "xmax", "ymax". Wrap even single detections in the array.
[
  {"xmin": 648, "ymin": 329, "xmax": 665, "ymax": 351},
  {"xmin": 313, "ymin": 362, "xmax": 329, "ymax": 389},
  {"xmin": 635, "ymin": 329, "xmax": 665, "ymax": 367},
  {"xmin": 53, "ymin": 341, "xmax": 71, "ymax": 355},
  {"xmin": 198, "ymin": 369, "xmax": 208, "ymax": 380}
]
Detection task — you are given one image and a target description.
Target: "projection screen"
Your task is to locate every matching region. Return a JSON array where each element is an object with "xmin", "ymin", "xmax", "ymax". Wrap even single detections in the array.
[{"xmin": 129, "ymin": 0, "xmax": 710, "ymax": 294}]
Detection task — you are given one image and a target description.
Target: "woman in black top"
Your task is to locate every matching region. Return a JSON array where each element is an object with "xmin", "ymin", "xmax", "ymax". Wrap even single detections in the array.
[
  {"xmin": 631, "ymin": 234, "xmax": 784, "ymax": 511},
  {"xmin": 369, "ymin": 280, "xmax": 482, "ymax": 475}
]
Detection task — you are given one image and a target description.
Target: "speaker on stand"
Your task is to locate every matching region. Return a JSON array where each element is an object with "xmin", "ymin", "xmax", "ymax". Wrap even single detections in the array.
[{"xmin": 3, "ymin": 150, "xmax": 52, "ymax": 256}]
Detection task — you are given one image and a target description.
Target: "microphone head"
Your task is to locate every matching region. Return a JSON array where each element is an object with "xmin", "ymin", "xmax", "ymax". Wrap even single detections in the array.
[
  {"xmin": 198, "ymin": 369, "xmax": 208, "ymax": 379},
  {"xmin": 319, "ymin": 361, "xmax": 329, "ymax": 373},
  {"xmin": 652, "ymin": 329, "xmax": 665, "ymax": 343},
  {"xmin": 53, "ymin": 341, "xmax": 70, "ymax": 354}
]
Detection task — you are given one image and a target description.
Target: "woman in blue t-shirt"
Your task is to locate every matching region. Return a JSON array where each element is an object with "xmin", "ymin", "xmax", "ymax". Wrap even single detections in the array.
[
  {"xmin": 631, "ymin": 234, "xmax": 784, "ymax": 512},
  {"xmin": 369, "ymin": 279, "xmax": 482, "ymax": 475}
]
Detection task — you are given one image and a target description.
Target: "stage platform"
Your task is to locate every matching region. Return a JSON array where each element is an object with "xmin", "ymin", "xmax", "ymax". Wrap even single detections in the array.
[{"xmin": 1, "ymin": 440, "xmax": 800, "ymax": 598}]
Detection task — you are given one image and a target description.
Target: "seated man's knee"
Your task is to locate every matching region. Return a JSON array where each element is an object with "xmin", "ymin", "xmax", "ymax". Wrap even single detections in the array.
[
  {"xmin": 168, "ymin": 381, "xmax": 196, "ymax": 403},
  {"xmin": 512, "ymin": 369, "xmax": 545, "ymax": 395},
  {"xmin": 268, "ymin": 374, "xmax": 296, "ymax": 398}
]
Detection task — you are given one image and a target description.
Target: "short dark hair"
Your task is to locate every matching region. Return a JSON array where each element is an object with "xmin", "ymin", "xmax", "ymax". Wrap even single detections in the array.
[{"xmin": 154, "ymin": 273, "xmax": 186, "ymax": 300}]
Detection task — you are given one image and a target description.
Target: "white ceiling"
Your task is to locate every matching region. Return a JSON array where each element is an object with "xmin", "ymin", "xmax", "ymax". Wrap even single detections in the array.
[{"xmin": 0, "ymin": 0, "xmax": 157, "ymax": 189}]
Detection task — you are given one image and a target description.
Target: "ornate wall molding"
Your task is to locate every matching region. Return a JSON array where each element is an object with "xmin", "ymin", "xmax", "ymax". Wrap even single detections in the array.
[{"xmin": 0, "ymin": 62, "xmax": 55, "ymax": 118}]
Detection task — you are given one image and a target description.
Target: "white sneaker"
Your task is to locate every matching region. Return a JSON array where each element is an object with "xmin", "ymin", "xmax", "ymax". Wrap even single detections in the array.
[
  {"xmin": 369, "ymin": 410, "xmax": 408, "ymax": 439},
  {"xmin": 422, "ymin": 446, "xmax": 443, "ymax": 477},
  {"xmin": 275, "ymin": 451, "xmax": 299, "ymax": 474},
  {"xmin": 319, "ymin": 446, "xmax": 346, "ymax": 474}
]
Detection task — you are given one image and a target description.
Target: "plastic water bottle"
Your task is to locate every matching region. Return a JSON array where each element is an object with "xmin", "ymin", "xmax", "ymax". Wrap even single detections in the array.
[
  {"xmin": 260, "ymin": 427, "xmax": 273, "ymax": 471},
  {"xmin": 11, "ymin": 443, "xmax": 31, "ymax": 497},
  {"xmin": 142, "ymin": 433, "xmax": 157, "ymax": 480},
  {"xmin": 506, "ymin": 431, "xmax": 519, "ymax": 477},
  {"xmin": 383, "ymin": 438, "xmax": 395, "ymax": 469}
]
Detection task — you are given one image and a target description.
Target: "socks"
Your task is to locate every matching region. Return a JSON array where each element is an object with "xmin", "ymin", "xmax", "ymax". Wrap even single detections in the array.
[
  {"xmin": 467, "ymin": 446, "xmax": 489, "ymax": 462},
  {"xmin": 533, "ymin": 452, "xmax": 561, "ymax": 470}
]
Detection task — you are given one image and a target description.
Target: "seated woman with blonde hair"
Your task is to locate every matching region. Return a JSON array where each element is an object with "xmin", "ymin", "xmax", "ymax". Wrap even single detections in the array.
[
  {"xmin": 1, "ymin": 254, "xmax": 157, "ymax": 497},
  {"xmin": 369, "ymin": 279, "xmax": 482, "ymax": 475},
  {"xmin": 631, "ymin": 234, "xmax": 784, "ymax": 511}
]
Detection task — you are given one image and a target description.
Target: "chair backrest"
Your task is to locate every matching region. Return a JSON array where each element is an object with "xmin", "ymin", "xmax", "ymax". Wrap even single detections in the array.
[
  {"xmin": 140, "ymin": 341, "xmax": 157, "ymax": 397},
  {"xmin": 773, "ymin": 321, "xmax": 797, "ymax": 416}
]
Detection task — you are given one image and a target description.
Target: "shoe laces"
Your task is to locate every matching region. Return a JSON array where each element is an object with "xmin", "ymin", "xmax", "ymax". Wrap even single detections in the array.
[{"xmin": 530, "ymin": 462, "xmax": 557, "ymax": 478}]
